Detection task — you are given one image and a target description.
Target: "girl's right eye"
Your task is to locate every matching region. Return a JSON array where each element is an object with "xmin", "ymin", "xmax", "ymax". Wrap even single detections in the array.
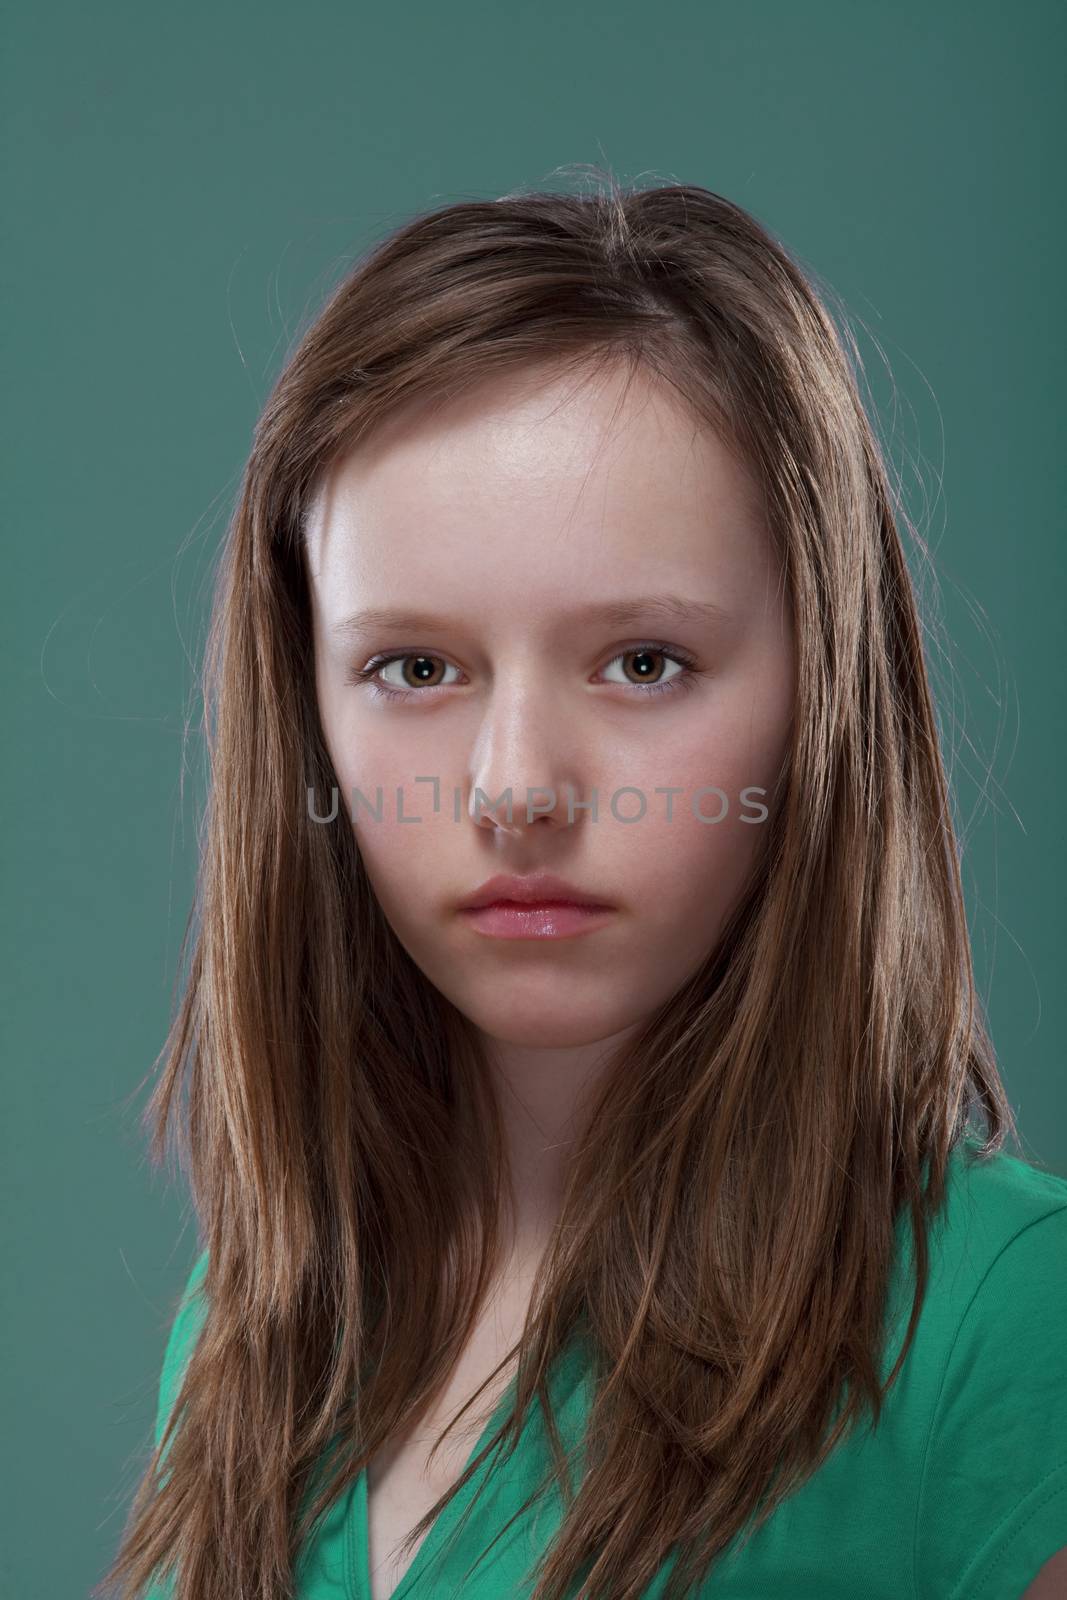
[{"xmin": 348, "ymin": 652, "xmax": 461, "ymax": 701}]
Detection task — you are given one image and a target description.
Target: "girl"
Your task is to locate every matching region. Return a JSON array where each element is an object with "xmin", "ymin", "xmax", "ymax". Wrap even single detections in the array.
[{"xmin": 98, "ymin": 175, "xmax": 1067, "ymax": 1600}]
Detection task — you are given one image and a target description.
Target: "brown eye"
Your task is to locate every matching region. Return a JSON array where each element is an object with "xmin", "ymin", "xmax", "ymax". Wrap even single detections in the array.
[
  {"xmin": 391, "ymin": 655, "xmax": 448, "ymax": 688},
  {"xmin": 602, "ymin": 648, "xmax": 688, "ymax": 691},
  {"xmin": 360, "ymin": 653, "xmax": 463, "ymax": 695},
  {"xmin": 622, "ymin": 649, "xmax": 670, "ymax": 684}
]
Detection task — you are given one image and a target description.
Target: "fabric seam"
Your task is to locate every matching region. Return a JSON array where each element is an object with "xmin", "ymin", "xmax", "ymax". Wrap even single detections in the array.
[
  {"xmin": 966, "ymin": 1468, "xmax": 1067, "ymax": 1598},
  {"xmin": 911, "ymin": 1201, "xmax": 1067, "ymax": 1600}
]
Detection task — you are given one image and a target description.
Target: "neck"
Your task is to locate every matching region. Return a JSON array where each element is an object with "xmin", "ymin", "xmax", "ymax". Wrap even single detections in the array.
[{"xmin": 481, "ymin": 1025, "xmax": 638, "ymax": 1257}]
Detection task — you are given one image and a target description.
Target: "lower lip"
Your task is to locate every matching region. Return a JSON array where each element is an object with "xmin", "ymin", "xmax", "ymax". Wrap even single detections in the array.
[{"xmin": 458, "ymin": 901, "xmax": 617, "ymax": 939}]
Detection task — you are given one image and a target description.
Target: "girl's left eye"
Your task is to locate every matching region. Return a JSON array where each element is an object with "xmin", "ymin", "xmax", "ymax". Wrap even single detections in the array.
[
  {"xmin": 347, "ymin": 644, "xmax": 700, "ymax": 702},
  {"xmin": 599, "ymin": 647, "xmax": 696, "ymax": 696}
]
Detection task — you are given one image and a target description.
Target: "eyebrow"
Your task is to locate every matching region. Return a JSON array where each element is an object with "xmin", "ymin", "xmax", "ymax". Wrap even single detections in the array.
[{"xmin": 329, "ymin": 594, "xmax": 734, "ymax": 640}]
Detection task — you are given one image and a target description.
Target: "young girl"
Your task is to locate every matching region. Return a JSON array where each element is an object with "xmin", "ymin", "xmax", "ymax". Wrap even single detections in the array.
[{"xmin": 98, "ymin": 176, "xmax": 1067, "ymax": 1600}]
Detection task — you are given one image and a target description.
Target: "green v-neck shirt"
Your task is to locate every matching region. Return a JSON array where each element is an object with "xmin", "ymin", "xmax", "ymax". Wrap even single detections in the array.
[{"xmin": 145, "ymin": 1139, "xmax": 1067, "ymax": 1599}]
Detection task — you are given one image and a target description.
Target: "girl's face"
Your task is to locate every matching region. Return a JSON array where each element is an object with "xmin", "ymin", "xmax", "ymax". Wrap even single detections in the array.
[{"xmin": 305, "ymin": 358, "xmax": 794, "ymax": 1050}]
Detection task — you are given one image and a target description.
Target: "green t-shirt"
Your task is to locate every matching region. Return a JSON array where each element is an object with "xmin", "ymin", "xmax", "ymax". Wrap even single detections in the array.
[{"xmin": 148, "ymin": 1139, "xmax": 1067, "ymax": 1598}]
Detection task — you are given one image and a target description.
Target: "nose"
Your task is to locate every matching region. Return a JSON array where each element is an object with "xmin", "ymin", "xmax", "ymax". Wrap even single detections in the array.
[{"xmin": 467, "ymin": 673, "xmax": 585, "ymax": 836}]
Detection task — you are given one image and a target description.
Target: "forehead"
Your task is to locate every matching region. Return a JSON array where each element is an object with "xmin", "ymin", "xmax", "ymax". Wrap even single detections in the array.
[{"xmin": 303, "ymin": 358, "xmax": 770, "ymax": 613}]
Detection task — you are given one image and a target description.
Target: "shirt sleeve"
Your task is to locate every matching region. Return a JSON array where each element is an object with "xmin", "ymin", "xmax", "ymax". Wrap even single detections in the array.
[
  {"xmin": 915, "ymin": 1203, "xmax": 1067, "ymax": 1599},
  {"xmin": 153, "ymin": 1247, "xmax": 211, "ymax": 1455},
  {"xmin": 141, "ymin": 1249, "xmax": 211, "ymax": 1600}
]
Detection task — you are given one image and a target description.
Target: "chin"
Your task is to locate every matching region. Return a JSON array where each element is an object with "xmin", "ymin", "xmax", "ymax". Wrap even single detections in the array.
[{"xmin": 460, "ymin": 992, "xmax": 639, "ymax": 1052}]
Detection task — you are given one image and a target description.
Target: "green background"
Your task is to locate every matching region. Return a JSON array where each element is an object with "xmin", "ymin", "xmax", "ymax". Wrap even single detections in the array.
[{"xmin": 4, "ymin": 2, "xmax": 1063, "ymax": 1594}]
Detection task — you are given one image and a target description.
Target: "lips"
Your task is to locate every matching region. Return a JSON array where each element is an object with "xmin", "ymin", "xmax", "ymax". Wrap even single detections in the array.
[{"xmin": 457, "ymin": 871, "xmax": 616, "ymax": 912}]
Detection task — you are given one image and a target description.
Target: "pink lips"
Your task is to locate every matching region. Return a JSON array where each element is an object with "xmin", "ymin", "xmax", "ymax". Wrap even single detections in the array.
[
  {"xmin": 456, "ymin": 872, "xmax": 617, "ymax": 940},
  {"xmin": 459, "ymin": 902, "xmax": 616, "ymax": 940}
]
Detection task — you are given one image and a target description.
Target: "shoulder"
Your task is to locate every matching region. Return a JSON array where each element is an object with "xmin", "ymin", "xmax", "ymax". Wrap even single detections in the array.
[
  {"xmin": 154, "ymin": 1246, "xmax": 211, "ymax": 1453},
  {"xmin": 888, "ymin": 1138, "xmax": 1067, "ymax": 1354},
  {"xmin": 936, "ymin": 1136, "xmax": 1067, "ymax": 1264},
  {"xmin": 912, "ymin": 1140, "xmax": 1067, "ymax": 1599}
]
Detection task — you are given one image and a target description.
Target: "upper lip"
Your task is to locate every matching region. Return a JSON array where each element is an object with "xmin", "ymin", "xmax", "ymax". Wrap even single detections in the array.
[{"xmin": 457, "ymin": 872, "xmax": 616, "ymax": 911}]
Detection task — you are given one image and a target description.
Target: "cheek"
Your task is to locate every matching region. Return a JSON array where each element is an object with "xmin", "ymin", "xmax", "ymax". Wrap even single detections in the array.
[
  {"xmin": 311, "ymin": 702, "xmax": 427, "ymax": 899},
  {"xmin": 318, "ymin": 688, "xmax": 454, "ymax": 816},
  {"xmin": 605, "ymin": 791, "xmax": 767, "ymax": 958},
  {"xmin": 602, "ymin": 705, "xmax": 784, "ymax": 951},
  {"xmin": 350, "ymin": 824, "xmax": 443, "ymax": 943}
]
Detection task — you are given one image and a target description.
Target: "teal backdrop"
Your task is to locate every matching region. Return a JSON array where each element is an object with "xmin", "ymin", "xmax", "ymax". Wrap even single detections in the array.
[{"xmin": 3, "ymin": 2, "xmax": 1063, "ymax": 1594}]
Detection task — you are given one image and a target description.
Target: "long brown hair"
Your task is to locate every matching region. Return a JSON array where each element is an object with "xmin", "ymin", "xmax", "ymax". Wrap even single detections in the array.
[{"xmin": 98, "ymin": 167, "xmax": 1017, "ymax": 1600}]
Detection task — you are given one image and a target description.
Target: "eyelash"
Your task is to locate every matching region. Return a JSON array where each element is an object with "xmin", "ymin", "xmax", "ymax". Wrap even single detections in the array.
[{"xmin": 347, "ymin": 642, "xmax": 702, "ymax": 703}]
